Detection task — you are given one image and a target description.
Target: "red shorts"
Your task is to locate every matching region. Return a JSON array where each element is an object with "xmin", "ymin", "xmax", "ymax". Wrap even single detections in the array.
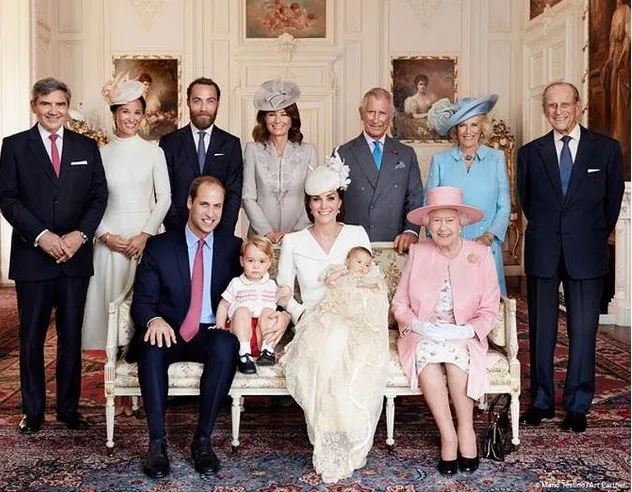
[{"xmin": 226, "ymin": 317, "xmax": 260, "ymax": 357}]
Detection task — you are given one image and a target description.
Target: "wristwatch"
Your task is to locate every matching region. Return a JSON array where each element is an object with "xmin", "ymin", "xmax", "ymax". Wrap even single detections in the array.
[{"xmin": 79, "ymin": 231, "xmax": 88, "ymax": 244}]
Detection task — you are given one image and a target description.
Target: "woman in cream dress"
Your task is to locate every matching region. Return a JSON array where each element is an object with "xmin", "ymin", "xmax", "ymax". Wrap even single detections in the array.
[
  {"xmin": 277, "ymin": 158, "xmax": 389, "ymax": 483},
  {"xmin": 82, "ymin": 80, "xmax": 171, "ymax": 350},
  {"xmin": 242, "ymin": 79, "xmax": 318, "ymax": 243}
]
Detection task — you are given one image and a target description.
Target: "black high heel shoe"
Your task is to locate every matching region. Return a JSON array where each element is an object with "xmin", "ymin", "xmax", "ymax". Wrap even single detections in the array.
[
  {"xmin": 438, "ymin": 458, "xmax": 458, "ymax": 476},
  {"xmin": 458, "ymin": 454, "xmax": 480, "ymax": 473}
]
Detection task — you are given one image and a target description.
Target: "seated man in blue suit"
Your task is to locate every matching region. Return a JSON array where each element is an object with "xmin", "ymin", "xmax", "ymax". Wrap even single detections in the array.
[{"xmin": 130, "ymin": 176, "xmax": 241, "ymax": 478}]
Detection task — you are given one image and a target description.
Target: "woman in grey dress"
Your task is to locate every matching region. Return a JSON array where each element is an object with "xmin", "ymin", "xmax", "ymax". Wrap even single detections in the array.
[{"xmin": 242, "ymin": 79, "xmax": 318, "ymax": 243}]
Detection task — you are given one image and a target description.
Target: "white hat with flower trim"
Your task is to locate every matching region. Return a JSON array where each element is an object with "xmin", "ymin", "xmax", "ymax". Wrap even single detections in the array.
[{"xmin": 304, "ymin": 147, "xmax": 351, "ymax": 196}]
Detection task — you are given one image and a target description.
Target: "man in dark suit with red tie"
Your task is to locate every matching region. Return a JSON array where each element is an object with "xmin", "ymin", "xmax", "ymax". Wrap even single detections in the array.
[
  {"xmin": 159, "ymin": 77, "xmax": 243, "ymax": 235},
  {"xmin": 0, "ymin": 77, "xmax": 108, "ymax": 434},
  {"xmin": 517, "ymin": 81, "xmax": 624, "ymax": 433},
  {"xmin": 130, "ymin": 176, "xmax": 242, "ymax": 478}
]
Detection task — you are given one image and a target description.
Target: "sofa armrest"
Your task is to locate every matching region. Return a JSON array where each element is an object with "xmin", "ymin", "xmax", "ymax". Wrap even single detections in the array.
[
  {"xmin": 105, "ymin": 267, "xmax": 136, "ymax": 367},
  {"xmin": 501, "ymin": 296, "xmax": 518, "ymax": 360}
]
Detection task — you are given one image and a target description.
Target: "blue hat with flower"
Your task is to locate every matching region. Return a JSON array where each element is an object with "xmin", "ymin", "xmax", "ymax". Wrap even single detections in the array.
[{"xmin": 427, "ymin": 94, "xmax": 498, "ymax": 137}]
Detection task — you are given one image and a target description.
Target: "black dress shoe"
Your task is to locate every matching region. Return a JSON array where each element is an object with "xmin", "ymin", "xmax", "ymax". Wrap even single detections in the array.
[
  {"xmin": 56, "ymin": 412, "xmax": 89, "ymax": 430},
  {"xmin": 520, "ymin": 407, "xmax": 554, "ymax": 426},
  {"xmin": 19, "ymin": 415, "xmax": 41, "ymax": 435},
  {"xmin": 256, "ymin": 349, "xmax": 276, "ymax": 366},
  {"xmin": 143, "ymin": 438, "xmax": 170, "ymax": 478},
  {"xmin": 191, "ymin": 436, "xmax": 220, "ymax": 475},
  {"xmin": 437, "ymin": 458, "xmax": 458, "ymax": 476},
  {"xmin": 561, "ymin": 411, "xmax": 587, "ymax": 433},
  {"xmin": 237, "ymin": 354, "xmax": 257, "ymax": 374},
  {"xmin": 458, "ymin": 455, "xmax": 480, "ymax": 473}
]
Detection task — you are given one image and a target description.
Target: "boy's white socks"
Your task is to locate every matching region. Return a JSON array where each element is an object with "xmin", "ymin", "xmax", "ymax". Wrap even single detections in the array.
[
  {"xmin": 239, "ymin": 341, "xmax": 251, "ymax": 356},
  {"xmin": 261, "ymin": 342, "xmax": 275, "ymax": 354}
]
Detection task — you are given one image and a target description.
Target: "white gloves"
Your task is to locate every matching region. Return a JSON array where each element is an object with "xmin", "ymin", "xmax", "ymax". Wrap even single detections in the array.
[{"xmin": 411, "ymin": 320, "xmax": 475, "ymax": 341}]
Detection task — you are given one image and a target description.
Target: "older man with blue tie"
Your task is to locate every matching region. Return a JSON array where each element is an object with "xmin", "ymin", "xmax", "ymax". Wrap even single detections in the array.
[{"xmin": 517, "ymin": 81, "xmax": 624, "ymax": 433}]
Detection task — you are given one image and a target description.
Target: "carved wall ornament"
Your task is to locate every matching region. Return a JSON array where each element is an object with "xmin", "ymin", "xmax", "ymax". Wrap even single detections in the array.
[
  {"xmin": 277, "ymin": 32, "xmax": 297, "ymax": 63},
  {"xmin": 541, "ymin": 4, "xmax": 554, "ymax": 37},
  {"xmin": 128, "ymin": 0, "xmax": 164, "ymax": 29},
  {"xmin": 406, "ymin": 0, "xmax": 443, "ymax": 28}
]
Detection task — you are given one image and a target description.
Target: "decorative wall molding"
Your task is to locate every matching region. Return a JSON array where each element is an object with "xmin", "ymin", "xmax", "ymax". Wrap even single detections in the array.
[
  {"xmin": 608, "ymin": 183, "xmax": 631, "ymax": 326},
  {"xmin": 127, "ymin": 0, "xmax": 163, "ymax": 29},
  {"xmin": 405, "ymin": 0, "xmax": 442, "ymax": 27}
]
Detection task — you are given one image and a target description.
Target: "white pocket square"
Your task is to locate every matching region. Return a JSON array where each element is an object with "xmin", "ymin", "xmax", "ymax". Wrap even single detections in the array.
[
  {"xmin": 394, "ymin": 161, "xmax": 406, "ymax": 170},
  {"xmin": 213, "ymin": 153, "xmax": 225, "ymax": 156},
  {"xmin": 70, "ymin": 160, "xmax": 88, "ymax": 166},
  {"xmin": 587, "ymin": 168, "xmax": 601, "ymax": 173}
]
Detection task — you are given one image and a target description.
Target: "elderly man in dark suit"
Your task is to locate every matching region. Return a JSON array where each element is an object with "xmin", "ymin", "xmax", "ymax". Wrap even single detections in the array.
[
  {"xmin": 160, "ymin": 77, "xmax": 243, "ymax": 235},
  {"xmin": 517, "ymin": 81, "xmax": 624, "ymax": 433},
  {"xmin": 337, "ymin": 87, "xmax": 424, "ymax": 252},
  {"xmin": 0, "ymin": 77, "xmax": 108, "ymax": 434},
  {"xmin": 130, "ymin": 176, "xmax": 242, "ymax": 478}
]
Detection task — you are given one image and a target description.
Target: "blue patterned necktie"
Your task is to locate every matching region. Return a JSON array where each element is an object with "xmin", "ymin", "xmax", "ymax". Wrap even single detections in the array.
[
  {"xmin": 559, "ymin": 135, "xmax": 573, "ymax": 195},
  {"xmin": 372, "ymin": 140, "xmax": 382, "ymax": 170},
  {"xmin": 197, "ymin": 131, "xmax": 206, "ymax": 174}
]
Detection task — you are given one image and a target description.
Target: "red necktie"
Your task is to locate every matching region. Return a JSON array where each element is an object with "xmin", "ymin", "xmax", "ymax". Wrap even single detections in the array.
[
  {"xmin": 180, "ymin": 239, "xmax": 205, "ymax": 342},
  {"xmin": 49, "ymin": 134, "xmax": 61, "ymax": 177}
]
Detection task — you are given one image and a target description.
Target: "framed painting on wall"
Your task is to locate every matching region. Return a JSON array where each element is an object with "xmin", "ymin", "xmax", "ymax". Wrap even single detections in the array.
[
  {"xmin": 245, "ymin": 0, "xmax": 327, "ymax": 39},
  {"xmin": 529, "ymin": 0, "xmax": 563, "ymax": 19},
  {"xmin": 587, "ymin": 0, "xmax": 631, "ymax": 181},
  {"xmin": 112, "ymin": 55, "xmax": 181, "ymax": 142},
  {"xmin": 390, "ymin": 55, "xmax": 457, "ymax": 143}
]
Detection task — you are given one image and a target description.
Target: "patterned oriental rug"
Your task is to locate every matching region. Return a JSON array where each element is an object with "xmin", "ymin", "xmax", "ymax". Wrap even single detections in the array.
[{"xmin": 0, "ymin": 287, "xmax": 629, "ymax": 491}]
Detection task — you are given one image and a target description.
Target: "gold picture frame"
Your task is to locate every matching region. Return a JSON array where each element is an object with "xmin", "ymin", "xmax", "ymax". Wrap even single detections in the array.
[
  {"xmin": 112, "ymin": 55, "xmax": 181, "ymax": 142},
  {"xmin": 390, "ymin": 55, "xmax": 458, "ymax": 143}
]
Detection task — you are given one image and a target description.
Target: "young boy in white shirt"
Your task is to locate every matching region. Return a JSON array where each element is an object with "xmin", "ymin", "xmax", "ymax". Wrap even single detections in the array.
[{"xmin": 216, "ymin": 236, "xmax": 280, "ymax": 374}]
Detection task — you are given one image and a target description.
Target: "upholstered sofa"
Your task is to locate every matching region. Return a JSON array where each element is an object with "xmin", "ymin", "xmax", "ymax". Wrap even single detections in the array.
[{"xmin": 104, "ymin": 242, "xmax": 520, "ymax": 455}]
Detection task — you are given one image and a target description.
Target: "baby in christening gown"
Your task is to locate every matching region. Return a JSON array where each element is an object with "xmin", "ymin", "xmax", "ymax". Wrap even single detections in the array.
[
  {"xmin": 280, "ymin": 246, "xmax": 389, "ymax": 483},
  {"xmin": 317, "ymin": 246, "xmax": 386, "ymax": 314}
]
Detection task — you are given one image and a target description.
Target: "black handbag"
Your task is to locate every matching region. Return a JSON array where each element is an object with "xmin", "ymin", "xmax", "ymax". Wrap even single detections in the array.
[{"xmin": 483, "ymin": 394, "xmax": 511, "ymax": 461}]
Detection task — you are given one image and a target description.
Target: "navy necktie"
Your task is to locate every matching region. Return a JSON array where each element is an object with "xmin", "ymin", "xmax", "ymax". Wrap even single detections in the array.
[
  {"xmin": 372, "ymin": 140, "xmax": 382, "ymax": 170},
  {"xmin": 559, "ymin": 135, "xmax": 573, "ymax": 195},
  {"xmin": 197, "ymin": 131, "xmax": 206, "ymax": 174}
]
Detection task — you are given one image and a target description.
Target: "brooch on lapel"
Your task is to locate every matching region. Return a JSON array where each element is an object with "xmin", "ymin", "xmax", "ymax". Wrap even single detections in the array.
[
  {"xmin": 467, "ymin": 253, "xmax": 479, "ymax": 264},
  {"xmin": 390, "ymin": 148, "xmax": 399, "ymax": 156}
]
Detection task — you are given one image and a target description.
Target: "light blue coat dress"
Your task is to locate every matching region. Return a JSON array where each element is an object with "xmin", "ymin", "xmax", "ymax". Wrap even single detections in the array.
[{"xmin": 426, "ymin": 144, "xmax": 510, "ymax": 294}]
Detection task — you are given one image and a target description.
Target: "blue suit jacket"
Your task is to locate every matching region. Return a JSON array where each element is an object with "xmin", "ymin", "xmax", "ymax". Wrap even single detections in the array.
[
  {"xmin": 159, "ymin": 125, "xmax": 243, "ymax": 235},
  {"xmin": 0, "ymin": 125, "xmax": 108, "ymax": 281},
  {"xmin": 517, "ymin": 126, "xmax": 624, "ymax": 279},
  {"xmin": 130, "ymin": 229, "xmax": 242, "ymax": 343}
]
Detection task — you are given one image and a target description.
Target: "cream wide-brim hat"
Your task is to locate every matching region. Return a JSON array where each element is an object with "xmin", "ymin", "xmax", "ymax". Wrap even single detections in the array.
[
  {"xmin": 407, "ymin": 186, "xmax": 483, "ymax": 226},
  {"xmin": 108, "ymin": 80, "xmax": 145, "ymax": 106}
]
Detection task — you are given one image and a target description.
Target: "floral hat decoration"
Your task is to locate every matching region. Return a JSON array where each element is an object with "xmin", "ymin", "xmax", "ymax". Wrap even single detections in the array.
[
  {"xmin": 253, "ymin": 79, "xmax": 301, "ymax": 111},
  {"xmin": 427, "ymin": 94, "xmax": 498, "ymax": 137},
  {"xmin": 102, "ymin": 72, "xmax": 145, "ymax": 106},
  {"xmin": 304, "ymin": 147, "xmax": 351, "ymax": 196}
]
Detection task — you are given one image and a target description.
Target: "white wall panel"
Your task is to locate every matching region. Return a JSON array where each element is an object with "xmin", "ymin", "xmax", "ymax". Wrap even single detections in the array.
[
  {"xmin": 59, "ymin": 40, "xmax": 83, "ymax": 97},
  {"xmin": 58, "ymin": 0, "xmax": 82, "ymax": 34}
]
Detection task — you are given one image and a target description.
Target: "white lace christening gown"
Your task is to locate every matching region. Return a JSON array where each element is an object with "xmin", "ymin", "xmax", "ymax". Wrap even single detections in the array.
[{"xmin": 282, "ymin": 269, "xmax": 389, "ymax": 483}]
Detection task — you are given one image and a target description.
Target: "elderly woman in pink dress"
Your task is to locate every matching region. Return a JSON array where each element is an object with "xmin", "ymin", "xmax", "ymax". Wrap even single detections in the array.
[{"xmin": 391, "ymin": 186, "xmax": 500, "ymax": 477}]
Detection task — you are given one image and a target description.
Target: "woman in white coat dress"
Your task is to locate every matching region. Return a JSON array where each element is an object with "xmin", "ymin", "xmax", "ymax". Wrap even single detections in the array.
[{"xmin": 82, "ymin": 79, "xmax": 170, "ymax": 351}]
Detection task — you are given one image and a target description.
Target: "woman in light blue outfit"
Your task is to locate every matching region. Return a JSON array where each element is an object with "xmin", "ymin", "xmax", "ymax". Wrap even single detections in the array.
[{"xmin": 426, "ymin": 95, "xmax": 510, "ymax": 294}]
